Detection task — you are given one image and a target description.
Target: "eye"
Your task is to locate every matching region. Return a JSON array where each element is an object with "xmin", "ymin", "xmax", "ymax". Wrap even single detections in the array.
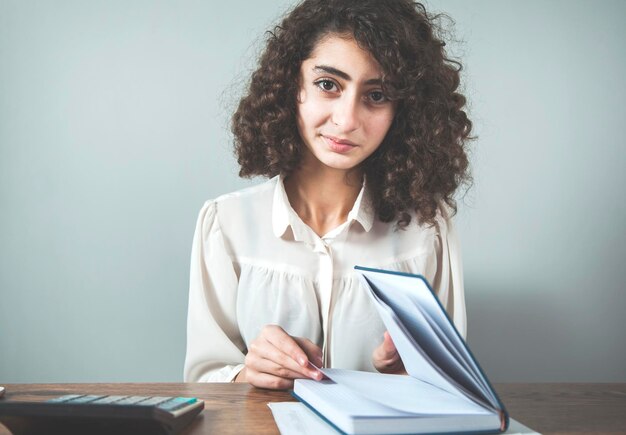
[
  {"xmin": 315, "ymin": 79, "xmax": 338, "ymax": 92},
  {"xmin": 368, "ymin": 90, "xmax": 387, "ymax": 103}
]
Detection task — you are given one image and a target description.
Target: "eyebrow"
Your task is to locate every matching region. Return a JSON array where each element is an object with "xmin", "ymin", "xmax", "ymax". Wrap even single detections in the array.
[{"xmin": 313, "ymin": 65, "xmax": 382, "ymax": 85}]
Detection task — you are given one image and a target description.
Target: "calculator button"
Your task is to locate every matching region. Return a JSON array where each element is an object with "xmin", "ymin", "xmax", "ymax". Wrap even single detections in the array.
[
  {"xmin": 157, "ymin": 397, "xmax": 197, "ymax": 411},
  {"xmin": 135, "ymin": 397, "xmax": 172, "ymax": 406},
  {"xmin": 91, "ymin": 395, "xmax": 127, "ymax": 404},
  {"xmin": 47, "ymin": 395, "xmax": 83, "ymax": 403},
  {"xmin": 67, "ymin": 395, "xmax": 106, "ymax": 404},
  {"xmin": 112, "ymin": 396, "xmax": 151, "ymax": 405}
]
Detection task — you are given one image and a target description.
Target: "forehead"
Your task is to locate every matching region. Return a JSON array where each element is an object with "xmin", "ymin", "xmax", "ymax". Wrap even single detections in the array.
[{"xmin": 302, "ymin": 34, "xmax": 383, "ymax": 79}]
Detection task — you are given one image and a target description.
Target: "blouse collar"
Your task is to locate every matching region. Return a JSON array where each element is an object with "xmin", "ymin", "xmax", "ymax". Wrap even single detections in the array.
[{"xmin": 272, "ymin": 175, "xmax": 374, "ymax": 242}]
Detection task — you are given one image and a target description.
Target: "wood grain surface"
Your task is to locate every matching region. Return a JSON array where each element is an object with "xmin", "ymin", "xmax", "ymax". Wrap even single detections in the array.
[{"xmin": 0, "ymin": 383, "xmax": 624, "ymax": 434}]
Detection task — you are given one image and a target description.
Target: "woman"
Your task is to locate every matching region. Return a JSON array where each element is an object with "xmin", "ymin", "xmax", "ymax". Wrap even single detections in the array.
[{"xmin": 184, "ymin": 0, "xmax": 471, "ymax": 390}]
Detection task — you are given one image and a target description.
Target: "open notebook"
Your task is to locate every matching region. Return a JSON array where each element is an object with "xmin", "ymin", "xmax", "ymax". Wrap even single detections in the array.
[{"xmin": 293, "ymin": 266, "xmax": 508, "ymax": 435}]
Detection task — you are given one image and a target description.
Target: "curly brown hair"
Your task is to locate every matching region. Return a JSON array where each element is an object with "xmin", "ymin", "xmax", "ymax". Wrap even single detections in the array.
[{"xmin": 232, "ymin": 0, "xmax": 472, "ymax": 227}]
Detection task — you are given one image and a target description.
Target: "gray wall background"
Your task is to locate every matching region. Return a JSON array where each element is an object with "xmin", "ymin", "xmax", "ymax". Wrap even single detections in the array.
[{"xmin": 1, "ymin": 0, "xmax": 624, "ymax": 383}]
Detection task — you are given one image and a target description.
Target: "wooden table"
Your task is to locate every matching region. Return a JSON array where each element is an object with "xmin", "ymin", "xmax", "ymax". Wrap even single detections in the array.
[{"xmin": 1, "ymin": 383, "xmax": 625, "ymax": 434}]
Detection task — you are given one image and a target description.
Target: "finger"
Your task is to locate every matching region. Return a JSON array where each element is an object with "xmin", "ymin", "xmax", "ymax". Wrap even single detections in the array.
[
  {"xmin": 263, "ymin": 325, "xmax": 311, "ymax": 368},
  {"xmin": 373, "ymin": 350, "xmax": 401, "ymax": 368},
  {"xmin": 247, "ymin": 369, "xmax": 294, "ymax": 390},
  {"xmin": 382, "ymin": 331, "xmax": 398, "ymax": 356},
  {"xmin": 293, "ymin": 337, "xmax": 323, "ymax": 367},
  {"xmin": 373, "ymin": 333, "xmax": 398, "ymax": 361},
  {"xmin": 373, "ymin": 349, "xmax": 403, "ymax": 373},
  {"xmin": 252, "ymin": 335, "xmax": 320, "ymax": 379},
  {"xmin": 246, "ymin": 353, "xmax": 310, "ymax": 380}
]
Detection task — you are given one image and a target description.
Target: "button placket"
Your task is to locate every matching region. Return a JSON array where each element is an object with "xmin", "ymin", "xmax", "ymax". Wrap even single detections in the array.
[{"xmin": 316, "ymin": 240, "xmax": 334, "ymax": 368}]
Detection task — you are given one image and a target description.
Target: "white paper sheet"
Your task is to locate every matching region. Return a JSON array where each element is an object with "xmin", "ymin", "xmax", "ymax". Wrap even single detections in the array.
[
  {"xmin": 268, "ymin": 402, "xmax": 541, "ymax": 435},
  {"xmin": 268, "ymin": 401, "xmax": 340, "ymax": 435}
]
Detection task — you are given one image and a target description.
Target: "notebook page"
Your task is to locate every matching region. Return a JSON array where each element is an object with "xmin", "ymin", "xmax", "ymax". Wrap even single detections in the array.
[
  {"xmin": 320, "ymin": 369, "xmax": 491, "ymax": 416},
  {"xmin": 361, "ymin": 270, "xmax": 496, "ymax": 406},
  {"xmin": 359, "ymin": 274, "xmax": 459, "ymax": 395},
  {"xmin": 296, "ymin": 379, "xmax": 412, "ymax": 416},
  {"xmin": 418, "ymin": 305, "xmax": 493, "ymax": 401},
  {"xmin": 366, "ymin": 274, "xmax": 491, "ymax": 401},
  {"xmin": 417, "ymin": 302, "xmax": 495, "ymax": 404},
  {"xmin": 363, "ymin": 273, "xmax": 488, "ymax": 403}
]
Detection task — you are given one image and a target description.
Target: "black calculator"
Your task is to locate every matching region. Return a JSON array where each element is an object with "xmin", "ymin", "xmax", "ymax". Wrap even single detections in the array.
[{"xmin": 0, "ymin": 393, "xmax": 204, "ymax": 434}]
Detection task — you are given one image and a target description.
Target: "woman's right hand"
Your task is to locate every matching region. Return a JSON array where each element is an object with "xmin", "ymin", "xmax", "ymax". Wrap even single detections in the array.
[
  {"xmin": 372, "ymin": 331, "xmax": 407, "ymax": 375},
  {"xmin": 234, "ymin": 324, "xmax": 324, "ymax": 390}
]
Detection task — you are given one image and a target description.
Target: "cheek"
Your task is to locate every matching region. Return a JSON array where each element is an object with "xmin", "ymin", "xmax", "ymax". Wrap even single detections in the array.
[
  {"xmin": 368, "ymin": 110, "xmax": 395, "ymax": 141},
  {"xmin": 296, "ymin": 102, "xmax": 311, "ymax": 130},
  {"xmin": 297, "ymin": 97, "xmax": 326, "ymax": 131}
]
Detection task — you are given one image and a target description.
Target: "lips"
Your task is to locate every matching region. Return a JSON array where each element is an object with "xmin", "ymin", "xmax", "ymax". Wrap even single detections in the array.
[{"xmin": 322, "ymin": 135, "xmax": 358, "ymax": 153}]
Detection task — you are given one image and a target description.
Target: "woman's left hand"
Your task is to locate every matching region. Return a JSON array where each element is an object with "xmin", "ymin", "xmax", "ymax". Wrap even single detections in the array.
[{"xmin": 372, "ymin": 331, "xmax": 407, "ymax": 375}]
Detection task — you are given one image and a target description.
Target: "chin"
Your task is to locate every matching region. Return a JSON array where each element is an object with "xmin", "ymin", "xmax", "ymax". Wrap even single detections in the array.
[
  {"xmin": 303, "ymin": 145, "xmax": 367, "ymax": 172},
  {"xmin": 319, "ymin": 158, "xmax": 363, "ymax": 172}
]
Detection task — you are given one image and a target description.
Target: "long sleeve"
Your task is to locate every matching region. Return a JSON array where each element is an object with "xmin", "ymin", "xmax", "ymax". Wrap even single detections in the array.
[
  {"xmin": 433, "ymin": 206, "xmax": 467, "ymax": 339},
  {"xmin": 183, "ymin": 178, "xmax": 469, "ymax": 377},
  {"xmin": 183, "ymin": 201, "xmax": 245, "ymax": 382}
]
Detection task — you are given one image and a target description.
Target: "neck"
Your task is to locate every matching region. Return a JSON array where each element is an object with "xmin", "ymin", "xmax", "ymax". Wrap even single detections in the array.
[{"xmin": 284, "ymin": 164, "xmax": 363, "ymax": 237}]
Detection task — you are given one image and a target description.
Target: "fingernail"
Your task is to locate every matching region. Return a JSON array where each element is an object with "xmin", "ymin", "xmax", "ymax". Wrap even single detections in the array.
[{"xmin": 298, "ymin": 356, "xmax": 307, "ymax": 366}]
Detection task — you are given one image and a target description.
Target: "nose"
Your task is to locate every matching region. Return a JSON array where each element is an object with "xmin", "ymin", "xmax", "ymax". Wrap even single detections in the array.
[{"xmin": 330, "ymin": 95, "xmax": 360, "ymax": 132}]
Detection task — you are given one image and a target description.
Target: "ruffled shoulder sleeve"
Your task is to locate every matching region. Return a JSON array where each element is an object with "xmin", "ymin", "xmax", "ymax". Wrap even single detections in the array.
[{"xmin": 183, "ymin": 200, "xmax": 245, "ymax": 382}]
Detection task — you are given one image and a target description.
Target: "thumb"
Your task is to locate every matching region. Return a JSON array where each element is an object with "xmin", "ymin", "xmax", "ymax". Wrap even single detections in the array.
[{"xmin": 382, "ymin": 331, "xmax": 398, "ymax": 356}]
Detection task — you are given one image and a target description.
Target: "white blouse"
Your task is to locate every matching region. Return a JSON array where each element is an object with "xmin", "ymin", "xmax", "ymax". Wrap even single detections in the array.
[{"xmin": 183, "ymin": 176, "xmax": 466, "ymax": 383}]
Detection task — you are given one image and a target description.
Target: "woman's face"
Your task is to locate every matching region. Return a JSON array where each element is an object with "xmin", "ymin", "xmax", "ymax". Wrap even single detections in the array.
[{"xmin": 296, "ymin": 34, "xmax": 395, "ymax": 173}]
